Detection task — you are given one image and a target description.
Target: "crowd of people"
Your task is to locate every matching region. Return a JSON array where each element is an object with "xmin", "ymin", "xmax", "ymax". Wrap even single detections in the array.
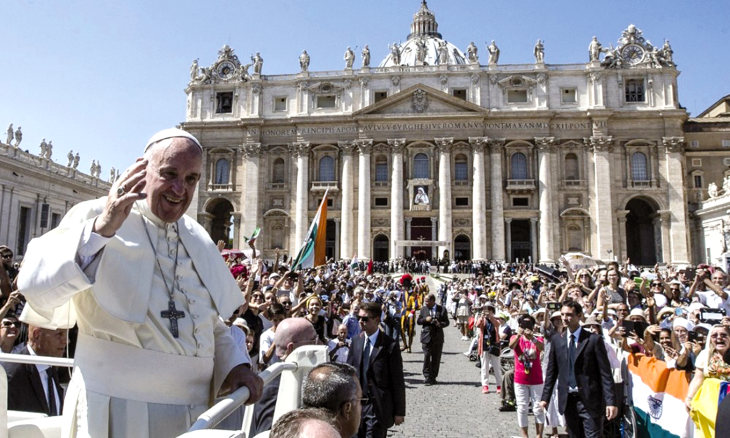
[{"xmin": 439, "ymin": 258, "xmax": 730, "ymax": 437}]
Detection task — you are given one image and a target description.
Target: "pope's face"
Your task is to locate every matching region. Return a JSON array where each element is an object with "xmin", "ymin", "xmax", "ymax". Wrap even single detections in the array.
[{"xmin": 145, "ymin": 139, "xmax": 202, "ymax": 223}]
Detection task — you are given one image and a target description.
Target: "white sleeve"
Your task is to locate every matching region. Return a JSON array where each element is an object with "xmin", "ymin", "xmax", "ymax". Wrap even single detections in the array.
[
  {"xmin": 212, "ymin": 317, "xmax": 251, "ymax": 394},
  {"xmin": 77, "ymin": 220, "xmax": 113, "ymax": 274}
]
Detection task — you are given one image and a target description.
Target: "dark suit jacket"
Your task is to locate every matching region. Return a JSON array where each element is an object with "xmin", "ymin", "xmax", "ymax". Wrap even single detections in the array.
[
  {"xmin": 250, "ymin": 373, "xmax": 281, "ymax": 436},
  {"xmin": 347, "ymin": 330, "xmax": 406, "ymax": 428},
  {"xmin": 540, "ymin": 329, "xmax": 615, "ymax": 417},
  {"xmin": 2, "ymin": 346, "xmax": 64, "ymax": 415},
  {"xmin": 417, "ymin": 304, "xmax": 449, "ymax": 345}
]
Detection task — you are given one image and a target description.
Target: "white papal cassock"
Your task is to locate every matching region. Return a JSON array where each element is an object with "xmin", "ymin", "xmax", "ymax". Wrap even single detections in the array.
[{"xmin": 18, "ymin": 198, "xmax": 249, "ymax": 437}]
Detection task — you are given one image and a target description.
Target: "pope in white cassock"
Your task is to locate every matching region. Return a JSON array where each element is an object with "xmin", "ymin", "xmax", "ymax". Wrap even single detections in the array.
[{"xmin": 18, "ymin": 129, "xmax": 264, "ymax": 437}]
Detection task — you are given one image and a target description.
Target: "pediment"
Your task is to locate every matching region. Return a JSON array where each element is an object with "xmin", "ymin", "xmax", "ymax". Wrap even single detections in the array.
[{"xmin": 354, "ymin": 84, "xmax": 486, "ymax": 117}]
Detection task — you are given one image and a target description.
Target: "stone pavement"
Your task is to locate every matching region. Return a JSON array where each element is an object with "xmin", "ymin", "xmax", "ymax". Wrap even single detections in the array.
[{"xmin": 387, "ymin": 280, "xmax": 529, "ymax": 438}]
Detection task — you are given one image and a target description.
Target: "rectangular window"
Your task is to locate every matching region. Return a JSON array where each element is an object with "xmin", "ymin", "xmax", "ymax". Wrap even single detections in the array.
[
  {"xmin": 374, "ymin": 197, "xmax": 388, "ymax": 207},
  {"xmin": 561, "ymin": 88, "xmax": 577, "ymax": 103},
  {"xmin": 274, "ymin": 97, "xmax": 287, "ymax": 112},
  {"xmin": 455, "ymin": 197, "xmax": 469, "ymax": 207},
  {"xmin": 317, "ymin": 198, "xmax": 334, "ymax": 207},
  {"xmin": 374, "ymin": 91, "xmax": 388, "ymax": 103},
  {"xmin": 216, "ymin": 92, "xmax": 233, "ymax": 113},
  {"xmin": 625, "ymin": 79, "xmax": 644, "ymax": 102},
  {"xmin": 452, "ymin": 89, "xmax": 467, "ymax": 100},
  {"xmin": 316, "ymin": 95, "xmax": 336, "ymax": 108},
  {"xmin": 40, "ymin": 203, "xmax": 49, "ymax": 228},
  {"xmin": 454, "ymin": 162, "xmax": 468, "ymax": 181},
  {"xmin": 694, "ymin": 175, "xmax": 703, "ymax": 188},
  {"xmin": 512, "ymin": 197, "xmax": 529, "ymax": 207},
  {"xmin": 375, "ymin": 163, "xmax": 388, "ymax": 182},
  {"xmin": 17, "ymin": 206, "xmax": 31, "ymax": 255},
  {"xmin": 507, "ymin": 89, "xmax": 528, "ymax": 103},
  {"xmin": 690, "ymin": 140, "xmax": 700, "ymax": 148},
  {"xmin": 723, "ymin": 140, "xmax": 730, "ymax": 148},
  {"xmin": 51, "ymin": 213, "xmax": 61, "ymax": 229},
  {"xmin": 691, "ymin": 158, "xmax": 702, "ymax": 167}
]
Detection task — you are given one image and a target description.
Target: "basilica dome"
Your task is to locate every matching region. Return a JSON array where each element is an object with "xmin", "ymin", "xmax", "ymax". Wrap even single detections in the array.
[{"xmin": 379, "ymin": 1, "xmax": 466, "ymax": 67}]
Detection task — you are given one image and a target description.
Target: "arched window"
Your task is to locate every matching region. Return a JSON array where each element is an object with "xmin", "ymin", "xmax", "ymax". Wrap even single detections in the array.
[
  {"xmin": 319, "ymin": 156, "xmax": 335, "ymax": 181},
  {"xmin": 272, "ymin": 158, "xmax": 285, "ymax": 183},
  {"xmin": 631, "ymin": 152, "xmax": 648, "ymax": 181},
  {"xmin": 564, "ymin": 153, "xmax": 579, "ymax": 180},
  {"xmin": 454, "ymin": 154, "xmax": 468, "ymax": 181},
  {"xmin": 413, "ymin": 153, "xmax": 430, "ymax": 179},
  {"xmin": 375, "ymin": 155, "xmax": 388, "ymax": 182},
  {"xmin": 510, "ymin": 152, "xmax": 528, "ymax": 179},
  {"xmin": 215, "ymin": 158, "xmax": 230, "ymax": 185}
]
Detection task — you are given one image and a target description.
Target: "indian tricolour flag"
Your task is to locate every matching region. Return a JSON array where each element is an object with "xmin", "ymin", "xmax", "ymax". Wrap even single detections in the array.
[
  {"xmin": 628, "ymin": 353, "xmax": 694, "ymax": 438},
  {"xmin": 291, "ymin": 190, "xmax": 328, "ymax": 271}
]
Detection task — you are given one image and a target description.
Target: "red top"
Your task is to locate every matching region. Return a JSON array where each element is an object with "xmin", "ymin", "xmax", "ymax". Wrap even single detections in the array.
[{"xmin": 512, "ymin": 335, "xmax": 543, "ymax": 385}]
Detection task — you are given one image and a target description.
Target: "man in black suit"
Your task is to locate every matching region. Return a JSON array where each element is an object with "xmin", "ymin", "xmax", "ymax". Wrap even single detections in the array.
[
  {"xmin": 2, "ymin": 325, "xmax": 67, "ymax": 415},
  {"xmin": 539, "ymin": 300, "xmax": 617, "ymax": 438},
  {"xmin": 347, "ymin": 301, "xmax": 406, "ymax": 438},
  {"xmin": 417, "ymin": 293, "xmax": 449, "ymax": 385}
]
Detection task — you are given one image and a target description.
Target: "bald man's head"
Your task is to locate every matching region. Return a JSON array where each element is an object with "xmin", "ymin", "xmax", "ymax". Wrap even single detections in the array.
[{"xmin": 274, "ymin": 317, "xmax": 318, "ymax": 359}]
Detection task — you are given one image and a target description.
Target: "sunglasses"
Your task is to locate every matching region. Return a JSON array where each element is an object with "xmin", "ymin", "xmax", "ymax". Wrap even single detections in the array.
[
  {"xmin": 651, "ymin": 283, "xmax": 662, "ymax": 287},
  {"xmin": 252, "ymin": 294, "xmax": 263, "ymax": 299},
  {"xmin": 357, "ymin": 315, "xmax": 371, "ymax": 322},
  {"xmin": 2, "ymin": 321, "xmax": 19, "ymax": 327}
]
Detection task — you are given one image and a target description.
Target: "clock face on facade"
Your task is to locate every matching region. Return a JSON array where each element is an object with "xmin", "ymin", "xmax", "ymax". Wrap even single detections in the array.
[
  {"xmin": 621, "ymin": 44, "xmax": 645, "ymax": 65},
  {"xmin": 216, "ymin": 61, "xmax": 236, "ymax": 79}
]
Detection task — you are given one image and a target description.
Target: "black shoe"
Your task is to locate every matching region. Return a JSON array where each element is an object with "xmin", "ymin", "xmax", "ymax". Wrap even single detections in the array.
[{"xmin": 498, "ymin": 404, "xmax": 516, "ymax": 412}]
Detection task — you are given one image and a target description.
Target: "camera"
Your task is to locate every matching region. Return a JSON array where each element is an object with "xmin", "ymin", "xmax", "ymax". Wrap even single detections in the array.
[
  {"xmin": 700, "ymin": 308, "xmax": 725, "ymax": 325},
  {"xmin": 546, "ymin": 301, "xmax": 560, "ymax": 311}
]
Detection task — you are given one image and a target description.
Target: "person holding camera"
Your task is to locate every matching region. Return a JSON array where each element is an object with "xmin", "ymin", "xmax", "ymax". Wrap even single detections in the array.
[
  {"xmin": 476, "ymin": 303, "xmax": 502, "ymax": 394},
  {"xmin": 510, "ymin": 313, "xmax": 545, "ymax": 438}
]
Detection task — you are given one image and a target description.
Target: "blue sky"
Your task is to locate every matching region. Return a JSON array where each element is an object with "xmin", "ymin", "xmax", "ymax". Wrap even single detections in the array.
[{"xmin": 1, "ymin": 0, "xmax": 728, "ymax": 176}]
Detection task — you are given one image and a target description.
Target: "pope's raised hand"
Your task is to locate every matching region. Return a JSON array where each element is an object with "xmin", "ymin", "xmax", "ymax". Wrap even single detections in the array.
[{"xmin": 93, "ymin": 158, "xmax": 148, "ymax": 237}]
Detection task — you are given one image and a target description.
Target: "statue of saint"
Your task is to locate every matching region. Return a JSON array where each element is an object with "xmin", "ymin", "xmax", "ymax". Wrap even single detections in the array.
[
  {"xmin": 534, "ymin": 39, "xmax": 545, "ymax": 63},
  {"xmin": 415, "ymin": 38, "xmax": 427, "ymax": 64},
  {"xmin": 708, "ymin": 182, "xmax": 719, "ymax": 198},
  {"xmin": 252, "ymin": 52, "xmax": 263, "ymax": 74},
  {"xmin": 299, "ymin": 50, "xmax": 310, "ymax": 72},
  {"xmin": 723, "ymin": 176, "xmax": 730, "ymax": 196},
  {"xmin": 40, "ymin": 138, "xmax": 48, "ymax": 157},
  {"xmin": 588, "ymin": 36, "xmax": 602, "ymax": 62},
  {"xmin": 361, "ymin": 45, "xmax": 370, "ymax": 67},
  {"xmin": 467, "ymin": 42, "xmax": 478, "ymax": 63},
  {"xmin": 5, "ymin": 124, "xmax": 13, "ymax": 145},
  {"xmin": 487, "ymin": 40, "xmax": 500, "ymax": 65},
  {"xmin": 190, "ymin": 59, "xmax": 199, "ymax": 82},
  {"xmin": 14, "ymin": 126, "xmax": 22, "ymax": 147},
  {"xmin": 110, "ymin": 167, "xmax": 116, "ymax": 183},
  {"xmin": 90, "ymin": 160, "xmax": 97, "ymax": 176},
  {"xmin": 662, "ymin": 40, "xmax": 673, "ymax": 65},
  {"xmin": 414, "ymin": 187, "xmax": 430, "ymax": 205},
  {"xmin": 344, "ymin": 46, "xmax": 355, "ymax": 69},
  {"xmin": 73, "ymin": 152, "xmax": 80, "ymax": 169},
  {"xmin": 46, "ymin": 140, "xmax": 53, "ymax": 160},
  {"xmin": 390, "ymin": 43, "xmax": 402, "ymax": 65},
  {"xmin": 437, "ymin": 40, "xmax": 449, "ymax": 65},
  {"xmin": 67, "ymin": 150, "xmax": 74, "ymax": 167}
]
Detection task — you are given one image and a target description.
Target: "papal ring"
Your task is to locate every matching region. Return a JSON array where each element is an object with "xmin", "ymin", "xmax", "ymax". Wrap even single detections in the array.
[{"xmin": 116, "ymin": 185, "xmax": 127, "ymax": 196}]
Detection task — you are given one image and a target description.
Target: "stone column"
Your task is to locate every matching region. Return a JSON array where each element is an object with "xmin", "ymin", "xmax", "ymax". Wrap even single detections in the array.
[
  {"xmin": 505, "ymin": 218, "xmax": 512, "ymax": 262},
  {"xmin": 530, "ymin": 218, "xmax": 538, "ymax": 264},
  {"xmin": 656, "ymin": 210, "xmax": 672, "ymax": 264},
  {"xmin": 436, "ymin": 137, "xmax": 453, "ymax": 259},
  {"xmin": 431, "ymin": 217, "xmax": 438, "ymax": 257},
  {"xmin": 333, "ymin": 218, "xmax": 341, "ymax": 260},
  {"xmin": 339, "ymin": 141, "xmax": 355, "ymax": 259},
  {"xmin": 469, "ymin": 137, "xmax": 488, "ymax": 260},
  {"xmin": 356, "ymin": 139, "xmax": 373, "ymax": 259},
  {"xmin": 290, "ymin": 142, "xmax": 310, "ymax": 249},
  {"xmin": 489, "ymin": 139, "xmax": 506, "ymax": 261},
  {"xmin": 231, "ymin": 212, "xmax": 242, "ymax": 250},
  {"xmin": 241, "ymin": 143, "xmax": 262, "ymax": 246},
  {"xmin": 388, "ymin": 139, "xmax": 406, "ymax": 260},
  {"xmin": 662, "ymin": 137, "xmax": 690, "ymax": 263},
  {"xmin": 616, "ymin": 210, "xmax": 629, "ymax": 262},
  {"xmin": 587, "ymin": 136, "xmax": 615, "ymax": 260},
  {"xmin": 405, "ymin": 217, "xmax": 412, "ymax": 258},
  {"xmin": 536, "ymin": 137, "xmax": 556, "ymax": 263}
]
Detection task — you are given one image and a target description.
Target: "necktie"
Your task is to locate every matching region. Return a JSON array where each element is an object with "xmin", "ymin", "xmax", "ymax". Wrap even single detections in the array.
[
  {"xmin": 361, "ymin": 337, "xmax": 371, "ymax": 390},
  {"xmin": 47, "ymin": 369, "xmax": 57, "ymax": 416},
  {"xmin": 567, "ymin": 332, "xmax": 577, "ymax": 389}
]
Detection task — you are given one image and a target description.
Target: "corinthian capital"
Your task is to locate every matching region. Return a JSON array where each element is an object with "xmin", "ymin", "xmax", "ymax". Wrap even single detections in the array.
[
  {"xmin": 289, "ymin": 141, "xmax": 310, "ymax": 157},
  {"xmin": 387, "ymin": 138, "xmax": 406, "ymax": 154},
  {"xmin": 584, "ymin": 136, "xmax": 613, "ymax": 152},
  {"xmin": 488, "ymin": 138, "xmax": 505, "ymax": 153},
  {"xmin": 468, "ymin": 136, "xmax": 489, "ymax": 153},
  {"xmin": 355, "ymin": 139, "xmax": 373, "ymax": 154},
  {"xmin": 338, "ymin": 141, "xmax": 356, "ymax": 154},
  {"xmin": 242, "ymin": 142, "xmax": 262, "ymax": 158},
  {"xmin": 534, "ymin": 136, "xmax": 555, "ymax": 152},
  {"xmin": 435, "ymin": 137, "xmax": 454, "ymax": 153},
  {"xmin": 662, "ymin": 136, "xmax": 685, "ymax": 153}
]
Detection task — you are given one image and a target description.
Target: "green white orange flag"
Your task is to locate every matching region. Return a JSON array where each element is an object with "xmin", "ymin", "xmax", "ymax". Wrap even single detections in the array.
[
  {"xmin": 244, "ymin": 226, "xmax": 261, "ymax": 244},
  {"xmin": 291, "ymin": 190, "xmax": 328, "ymax": 271}
]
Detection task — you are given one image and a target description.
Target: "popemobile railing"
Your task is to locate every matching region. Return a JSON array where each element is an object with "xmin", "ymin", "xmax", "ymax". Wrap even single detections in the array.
[
  {"xmin": 0, "ymin": 352, "xmax": 74, "ymax": 438},
  {"xmin": 1, "ymin": 345, "xmax": 328, "ymax": 438}
]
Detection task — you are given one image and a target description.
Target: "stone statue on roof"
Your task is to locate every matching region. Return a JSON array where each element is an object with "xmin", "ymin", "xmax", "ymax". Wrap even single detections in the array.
[
  {"xmin": 361, "ymin": 45, "xmax": 370, "ymax": 67},
  {"xmin": 344, "ymin": 46, "xmax": 355, "ymax": 69},
  {"xmin": 588, "ymin": 36, "xmax": 602, "ymax": 62},
  {"xmin": 67, "ymin": 150, "xmax": 74, "ymax": 167},
  {"xmin": 14, "ymin": 126, "xmax": 22, "ymax": 147},
  {"xmin": 467, "ymin": 42, "xmax": 478, "ymax": 64},
  {"xmin": 6, "ymin": 124, "xmax": 13, "ymax": 145},
  {"xmin": 534, "ymin": 39, "xmax": 545, "ymax": 64},
  {"xmin": 390, "ymin": 43, "xmax": 402, "ymax": 65},
  {"xmin": 252, "ymin": 52, "xmax": 263, "ymax": 74},
  {"xmin": 299, "ymin": 50, "xmax": 310, "ymax": 72},
  {"xmin": 487, "ymin": 40, "xmax": 499, "ymax": 66},
  {"xmin": 708, "ymin": 182, "xmax": 719, "ymax": 198}
]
